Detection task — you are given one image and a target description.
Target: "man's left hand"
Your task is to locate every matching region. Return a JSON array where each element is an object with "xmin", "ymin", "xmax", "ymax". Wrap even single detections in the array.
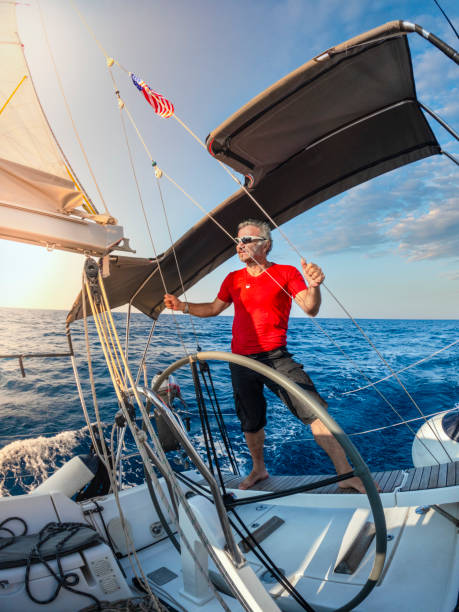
[{"xmin": 301, "ymin": 259, "xmax": 325, "ymax": 288}]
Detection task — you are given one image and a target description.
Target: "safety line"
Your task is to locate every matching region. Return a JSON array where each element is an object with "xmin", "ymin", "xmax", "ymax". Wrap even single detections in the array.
[{"xmin": 343, "ymin": 339, "xmax": 459, "ymax": 395}]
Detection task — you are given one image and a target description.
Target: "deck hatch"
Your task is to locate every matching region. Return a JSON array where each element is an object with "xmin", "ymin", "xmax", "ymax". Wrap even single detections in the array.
[{"xmin": 147, "ymin": 567, "xmax": 178, "ymax": 586}]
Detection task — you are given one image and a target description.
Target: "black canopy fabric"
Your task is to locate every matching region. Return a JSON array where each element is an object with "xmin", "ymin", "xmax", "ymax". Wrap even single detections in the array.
[{"xmin": 67, "ymin": 22, "xmax": 440, "ymax": 324}]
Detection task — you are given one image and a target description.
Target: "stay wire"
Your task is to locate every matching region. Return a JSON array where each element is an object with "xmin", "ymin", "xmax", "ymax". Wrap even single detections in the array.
[
  {"xmin": 343, "ymin": 338, "xmax": 459, "ymax": 396},
  {"xmin": 135, "ymin": 319, "xmax": 158, "ymax": 386},
  {"xmin": 154, "ymin": 176, "xmax": 201, "ymax": 346},
  {"xmin": 229, "ymin": 509, "xmax": 315, "ymax": 611},
  {"xmin": 432, "ymin": 0, "xmax": 459, "ymax": 39},
  {"xmin": 198, "ymin": 362, "xmax": 240, "ymax": 475},
  {"xmin": 112, "ymin": 78, "xmax": 190, "ymax": 358},
  {"xmin": 189, "ymin": 360, "xmax": 216, "ymax": 477},
  {"xmin": 197, "ymin": 365, "xmax": 234, "ymax": 475}
]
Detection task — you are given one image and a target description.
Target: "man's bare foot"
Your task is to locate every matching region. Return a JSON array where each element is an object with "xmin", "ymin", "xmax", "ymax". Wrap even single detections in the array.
[
  {"xmin": 338, "ymin": 476, "xmax": 381, "ymax": 494},
  {"xmin": 238, "ymin": 470, "xmax": 269, "ymax": 490}
]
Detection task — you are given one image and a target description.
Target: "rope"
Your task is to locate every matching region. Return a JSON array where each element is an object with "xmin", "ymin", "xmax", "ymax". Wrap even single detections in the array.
[
  {"xmin": 24, "ymin": 522, "xmax": 102, "ymax": 608},
  {"xmin": 134, "ymin": 320, "xmax": 158, "ymax": 386},
  {"xmin": 83, "ymin": 270, "xmax": 167, "ymax": 611},
  {"xmin": 190, "ymin": 359, "xmax": 216, "ymax": 477},
  {"xmin": 83, "ymin": 268, "xmax": 233, "ymax": 611},
  {"xmin": 154, "ymin": 176, "xmax": 201, "ymax": 345},
  {"xmin": 198, "ymin": 361, "xmax": 240, "ymax": 475},
  {"xmin": 433, "ymin": 0, "xmax": 459, "ymax": 39}
]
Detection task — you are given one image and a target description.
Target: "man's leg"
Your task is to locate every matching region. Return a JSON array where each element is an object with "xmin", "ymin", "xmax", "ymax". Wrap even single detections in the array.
[
  {"xmin": 264, "ymin": 350, "xmax": 370, "ymax": 494},
  {"xmin": 310, "ymin": 418, "xmax": 367, "ymax": 493},
  {"xmin": 229, "ymin": 362, "xmax": 270, "ymax": 490},
  {"xmin": 239, "ymin": 428, "xmax": 269, "ymax": 490}
]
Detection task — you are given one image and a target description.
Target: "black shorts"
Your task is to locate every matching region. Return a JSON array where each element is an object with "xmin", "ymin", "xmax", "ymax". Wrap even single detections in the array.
[{"xmin": 229, "ymin": 346, "xmax": 328, "ymax": 433}]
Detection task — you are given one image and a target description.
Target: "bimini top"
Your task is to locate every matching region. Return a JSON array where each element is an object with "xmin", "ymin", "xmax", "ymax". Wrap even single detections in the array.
[{"xmin": 68, "ymin": 21, "xmax": 441, "ymax": 322}]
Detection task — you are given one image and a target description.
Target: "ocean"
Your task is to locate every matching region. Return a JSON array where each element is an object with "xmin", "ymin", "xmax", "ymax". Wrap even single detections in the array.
[{"xmin": 0, "ymin": 308, "xmax": 457, "ymax": 496}]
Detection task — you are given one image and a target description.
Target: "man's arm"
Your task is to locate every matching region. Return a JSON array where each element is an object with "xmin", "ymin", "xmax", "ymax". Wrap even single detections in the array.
[
  {"xmin": 293, "ymin": 259, "xmax": 325, "ymax": 317},
  {"xmin": 164, "ymin": 293, "xmax": 230, "ymax": 318}
]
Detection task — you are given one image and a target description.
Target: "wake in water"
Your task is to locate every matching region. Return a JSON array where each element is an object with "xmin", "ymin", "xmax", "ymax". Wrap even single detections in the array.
[{"xmin": 0, "ymin": 428, "xmax": 88, "ymax": 496}]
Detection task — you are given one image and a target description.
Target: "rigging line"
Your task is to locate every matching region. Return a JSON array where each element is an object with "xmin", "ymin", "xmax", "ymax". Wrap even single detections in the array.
[
  {"xmin": 94, "ymin": 269, "xmax": 236, "ymax": 603},
  {"xmin": 124, "ymin": 303, "xmax": 131, "ymax": 384},
  {"xmin": 199, "ymin": 364, "xmax": 240, "ymax": 475},
  {"xmin": 92, "ymin": 277, "xmax": 233, "ymax": 612},
  {"xmin": 301, "ymin": 318, "xmax": 446, "ymax": 464},
  {"xmin": 343, "ymin": 339, "xmax": 459, "ymax": 395},
  {"xmin": 279, "ymin": 407, "xmax": 459, "ymax": 443},
  {"xmin": 36, "ymin": 0, "xmax": 111, "ymax": 216},
  {"xmin": 114, "ymin": 86, "xmax": 191, "ymax": 357},
  {"xmin": 85, "ymin": 277, "xmax": 167, "ymax": 607},
  {"xmin": 155, "ymin": 177, "xmax": 201, "ymax": 345},
  {"xmin": 82, "ymin": 279, "xmax": 117, "ymax": 475},
  {"xmin": 99, "ymin": 302, "xmax": 128, "ymax": 389},
  {"xmin": 432, "ymin": 0, "xmax": 459, "ymax": 39},
  {"xmin": 69, "ymin": 0, "xmax": 129, "ymax": 72},
  {"xmin": 124, "ymin": 108, "xmax": 233, "ymax": 240},
  {"xmin": 134, "ymin": 319, "xmax": 157, "ymax": 386},
  {"xmin": 229, "ymin": 509, "xmax": 315, "ymax": 611},
  {"xmin": 94, "ymin": 301, "xmax": 125, "ymax": 390},
  {"xmin": 322, "ymin": 295, "xmax": 454, "ymax": 461}
]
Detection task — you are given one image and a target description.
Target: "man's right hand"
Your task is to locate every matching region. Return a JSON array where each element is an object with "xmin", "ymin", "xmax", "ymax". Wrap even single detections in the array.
[{"xmin": 164, "ymin": 293, "xmax": 182, "ymax": 311}]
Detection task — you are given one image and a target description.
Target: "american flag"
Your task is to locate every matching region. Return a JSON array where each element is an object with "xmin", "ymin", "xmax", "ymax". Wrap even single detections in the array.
[{"xmin": 130, "ymin": 73, "xmax": 174, "ymax": 118}]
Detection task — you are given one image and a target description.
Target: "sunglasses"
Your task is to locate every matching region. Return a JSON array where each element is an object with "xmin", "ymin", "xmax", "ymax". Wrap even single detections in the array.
[{"xmin": 234, "ymin": 236, "xmax": 267, "ymax": 245}]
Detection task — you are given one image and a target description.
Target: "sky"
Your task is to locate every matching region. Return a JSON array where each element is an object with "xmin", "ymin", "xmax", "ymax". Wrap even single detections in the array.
[{"xmin": 1, "ymin": 0, "xmax": 458, "ymax": 318}]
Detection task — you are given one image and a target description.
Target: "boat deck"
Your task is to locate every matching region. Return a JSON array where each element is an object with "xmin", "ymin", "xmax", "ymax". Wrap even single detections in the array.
[{"xmin": 217, "ymin": 460, "xmax": 459, "ymax": 495}]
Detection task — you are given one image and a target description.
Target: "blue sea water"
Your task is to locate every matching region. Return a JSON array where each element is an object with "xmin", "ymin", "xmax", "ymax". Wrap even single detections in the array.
[{"xmin": 0, "ymin": 307, "xmax": 457, "ymax": 496}]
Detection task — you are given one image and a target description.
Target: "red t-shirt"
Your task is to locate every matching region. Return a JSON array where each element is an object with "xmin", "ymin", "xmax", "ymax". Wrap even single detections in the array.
[{"xmin": 217, "ymin": 264, "xmax": 307, "ymax": 355}]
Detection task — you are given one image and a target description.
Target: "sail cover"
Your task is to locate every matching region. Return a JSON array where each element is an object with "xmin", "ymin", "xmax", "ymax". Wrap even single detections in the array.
[
  {"xmin": 0, "ymin": 3, "xmax": 124, "ymax": 254},
  {"xmin": 68, "ymin": 21, "xmax": 440, "ymax": 322}
]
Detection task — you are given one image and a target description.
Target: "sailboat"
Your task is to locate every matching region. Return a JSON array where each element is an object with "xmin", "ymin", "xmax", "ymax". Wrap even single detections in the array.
[{"xmin": 0, "ymin": 1, "xmax": 458, "ymax": 610}]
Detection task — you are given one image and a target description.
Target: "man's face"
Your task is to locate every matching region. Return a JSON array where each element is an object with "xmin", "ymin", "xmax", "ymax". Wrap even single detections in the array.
[{"xmin": 236, "ymin": 225, "xmax": 268, "ymax": 264}]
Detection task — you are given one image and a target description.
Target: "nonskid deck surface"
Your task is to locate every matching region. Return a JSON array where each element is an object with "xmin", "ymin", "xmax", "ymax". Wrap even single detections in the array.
[{"xmin": 203, "ymin": 460, "xmax": 459, "ymax": 494}]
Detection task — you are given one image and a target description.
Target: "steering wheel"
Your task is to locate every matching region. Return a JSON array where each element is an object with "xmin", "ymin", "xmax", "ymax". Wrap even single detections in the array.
[{"xmin": 153, "ymin": 350, "xmax": 387, "ymax": 612}]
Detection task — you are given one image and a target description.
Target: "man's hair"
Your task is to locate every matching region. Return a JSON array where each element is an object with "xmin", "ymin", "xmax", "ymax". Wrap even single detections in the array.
[{"xmin": 237, "ymin": 219, "xmax": 272, "ymax": 253}]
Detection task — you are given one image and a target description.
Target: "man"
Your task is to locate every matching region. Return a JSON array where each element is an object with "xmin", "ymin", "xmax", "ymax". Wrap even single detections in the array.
[{"xmin": 164, "ymin": 219, "xmax": 365, "ymax": 493}]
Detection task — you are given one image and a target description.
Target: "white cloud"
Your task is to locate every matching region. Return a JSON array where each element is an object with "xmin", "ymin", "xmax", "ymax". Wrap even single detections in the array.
[
  {"xmin": 299, "ymin": 154, "xmax": 459, "ymax": 261},
  {"xmin": 389, "ymin": 198, "xmax": 459, "ymax": 260}
]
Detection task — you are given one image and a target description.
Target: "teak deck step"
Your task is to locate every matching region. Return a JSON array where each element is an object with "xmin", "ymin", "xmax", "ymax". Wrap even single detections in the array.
[{"xmin": 207, "ymin": 461, "xmax": 459, "ymax": 495}]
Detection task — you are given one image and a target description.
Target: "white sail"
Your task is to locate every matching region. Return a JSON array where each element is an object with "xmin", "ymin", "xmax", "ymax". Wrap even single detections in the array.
[{"xmin": 0, "ymin": 2, "xmax": 125, "ymax": 255}]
